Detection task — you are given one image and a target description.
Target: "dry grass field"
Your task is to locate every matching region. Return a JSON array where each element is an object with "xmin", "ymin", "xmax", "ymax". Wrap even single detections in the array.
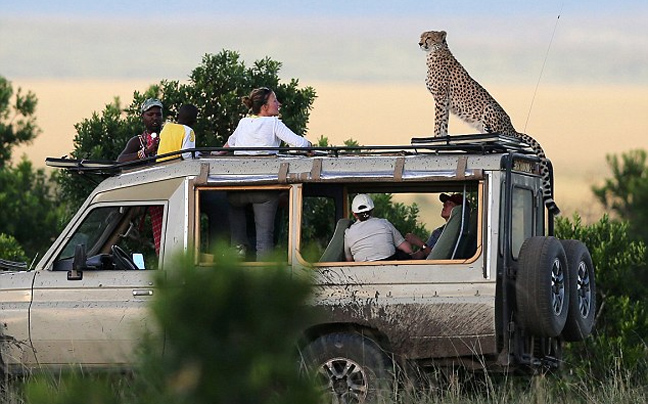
[{"xmin": 11, "ymin": 79, "xmax": 648, "ymax": 221}]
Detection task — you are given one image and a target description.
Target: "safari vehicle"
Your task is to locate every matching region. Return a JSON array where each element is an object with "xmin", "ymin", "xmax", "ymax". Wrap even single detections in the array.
[{"xmin": 0, "ymin": 134, "xmax": 595, "ymax": 400}]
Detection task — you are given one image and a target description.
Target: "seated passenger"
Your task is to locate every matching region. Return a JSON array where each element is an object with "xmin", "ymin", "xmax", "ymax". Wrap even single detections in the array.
[
  {"xmin": 344, "ymin": 194, "xmax": 413, "ymax": 262},
  {"xmin": 406, "ymin": 193, "xmax": 467, "ymax": 259}
]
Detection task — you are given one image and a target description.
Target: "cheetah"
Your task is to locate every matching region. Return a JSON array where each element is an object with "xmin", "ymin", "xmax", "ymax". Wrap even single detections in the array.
[{"xmin": 419, "ymin": 30, "xmax": 560, "ymax": 215}]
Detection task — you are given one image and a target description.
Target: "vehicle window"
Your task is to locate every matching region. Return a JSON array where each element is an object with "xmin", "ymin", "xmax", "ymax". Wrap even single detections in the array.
[
  {"xmin": 301, "ymin": 183, "xmax": 480, "ymax": 264},
  {"xmin": 197, "ymin": 188, "xmax": 290, "ymax": 263},
  {"xmin": 59, "ymin": 206, "xmax": 122, "ymax": 260},
  {"xmin": 55, "ymin": 205, "xmax": 162, "ymax": 271},
  {"xmin": 511, "ymin": 187, "xmax": 534, "ymax": 259},
  {"xmin": 301, "ymin": 196, "xmax": 338, "ymax": 262}
]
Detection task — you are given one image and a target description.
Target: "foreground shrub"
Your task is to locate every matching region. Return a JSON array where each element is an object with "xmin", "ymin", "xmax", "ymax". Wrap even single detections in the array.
[{"xmin": 24, "ymin": 248, "xmax": 320, "ymax": 404}]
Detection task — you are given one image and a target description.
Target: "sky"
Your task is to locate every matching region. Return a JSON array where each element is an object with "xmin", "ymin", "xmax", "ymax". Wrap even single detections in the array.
[{"xmin": 1, "ymin": 0, "xmax": 647, "ymax": 85}]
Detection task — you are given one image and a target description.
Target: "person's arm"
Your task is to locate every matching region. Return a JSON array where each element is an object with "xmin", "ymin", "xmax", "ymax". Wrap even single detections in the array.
[
  {"xmin": 386, "ymin": 220, "xmax": 413, "ymax": 256},
  {"xmin": 344, "ymin": 234, "xmax": 354, "ymax": 261},
  {"xmin": 396, "ymin": 240, "xmax": 414, "ymax": 255},
  {"xmin": 273, "ymin": 118, "xmax": 311, "ymax": 148},
  {"xmin": 180, "ymin": 127, "xmax": 196, "ymax": 160},
  {"xmin": 405, "ymin": 233, "xmax": 425, "ymax": 249},
  {"xmin": 405, "ymin": 232, "xmax": 431, "ymax": 259},
  {"xmin": 117, "ymin": 136, "xmax": 144, "ymax": 162}
]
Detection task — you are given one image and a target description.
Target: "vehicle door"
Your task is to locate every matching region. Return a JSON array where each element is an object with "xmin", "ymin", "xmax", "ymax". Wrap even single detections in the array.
[{"xmin": 29, "ymin": 202, "xmax": 164, "ymax": 367}]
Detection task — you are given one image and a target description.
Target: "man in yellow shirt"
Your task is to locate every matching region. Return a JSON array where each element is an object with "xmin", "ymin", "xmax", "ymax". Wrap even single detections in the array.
[{"xmin": 157, "ymin": 104, "xmax": 198, "ymax": 162}]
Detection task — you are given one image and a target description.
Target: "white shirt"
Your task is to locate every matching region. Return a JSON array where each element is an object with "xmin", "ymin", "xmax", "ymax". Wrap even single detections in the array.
[
  {"xmin": 227, "ymin": 116, "xmax": 311, "ymax": 155},
  {"xmin": 344, "ymin": 217, "xmax": 406, "ymax": 262}
]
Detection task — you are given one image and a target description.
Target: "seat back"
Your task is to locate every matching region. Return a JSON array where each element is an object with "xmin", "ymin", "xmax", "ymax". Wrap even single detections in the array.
[
  {"xmin": 319, "ymin": 218, "xmax": 353, "ymax": 262},
  {"xmin": 426, "ymin": 205, "xmax": 470, "ymax": 260},
  {"xmin": 454, "ymin": 209, "xmax": 478, "ymax": 259}
]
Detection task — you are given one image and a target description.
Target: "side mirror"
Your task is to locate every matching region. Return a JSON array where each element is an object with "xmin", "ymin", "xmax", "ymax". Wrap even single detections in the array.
[{"xmin": 68, "ymin": 244, "xmax": 86, "ymax": 281}]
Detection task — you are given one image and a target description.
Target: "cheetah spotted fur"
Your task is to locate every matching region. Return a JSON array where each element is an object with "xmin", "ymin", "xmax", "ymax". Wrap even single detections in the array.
[{"xmin": 419, "ymin": 30, "xmax": 559, "ymax": 215}]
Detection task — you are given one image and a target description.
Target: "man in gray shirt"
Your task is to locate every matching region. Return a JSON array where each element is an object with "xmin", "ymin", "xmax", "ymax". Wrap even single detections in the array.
[{"xmin": 344, "ymin": 194, "xmax": 414, "ymax": 262}]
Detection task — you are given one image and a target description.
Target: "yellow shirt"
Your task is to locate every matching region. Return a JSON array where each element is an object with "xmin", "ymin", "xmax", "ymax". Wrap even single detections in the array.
[{"xmin": 156, "ymin": 123, "xmax": 196, "ymax": 162}]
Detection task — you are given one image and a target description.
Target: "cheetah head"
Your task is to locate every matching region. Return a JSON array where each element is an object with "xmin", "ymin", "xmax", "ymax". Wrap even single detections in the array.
[{"xmin": 419, "ymin": 30, "xmax": 447, "ymax": 52}]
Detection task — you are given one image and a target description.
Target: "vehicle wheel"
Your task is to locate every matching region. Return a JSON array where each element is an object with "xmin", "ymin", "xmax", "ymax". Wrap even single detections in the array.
[
  {"xmin": 302, "ymin": 332, "xmax": 392, "ymax": 404},
  {"xmin": 111, "ymin": 245, "xmax": 139, "ymax": 270},
  {"xmin": 560, "ymin": 240, "xmax": 596, "ymax": 341},
  {"xmin": 516, "ymin": 237, "xmax": 569, "ymax": 337}
]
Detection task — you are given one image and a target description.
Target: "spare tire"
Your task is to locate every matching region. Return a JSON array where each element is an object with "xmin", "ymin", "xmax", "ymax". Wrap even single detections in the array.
[
  {"xmin": 516, "ymin": 236, "xmax": 569, "ymax": 337},
  {"xmin": 560, "ymin": 240, "xmax": 596, "ymax": 341}
]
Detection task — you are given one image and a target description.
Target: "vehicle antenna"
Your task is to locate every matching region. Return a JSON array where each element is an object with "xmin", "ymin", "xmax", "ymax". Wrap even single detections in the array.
[{"xmin": 524, "ymin": 4, "xmax": 564, "ymax": 132}]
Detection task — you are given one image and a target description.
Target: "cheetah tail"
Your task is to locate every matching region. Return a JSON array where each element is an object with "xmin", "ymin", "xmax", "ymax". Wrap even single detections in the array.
[{"xmin": 544, "ymin": 197, "xmax": 561, "ymax": 216}]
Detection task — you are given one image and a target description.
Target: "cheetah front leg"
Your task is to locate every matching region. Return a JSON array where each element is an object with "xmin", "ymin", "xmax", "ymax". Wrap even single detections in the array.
[{"xmin": 433, "ymin": 96, "xmax": 451, "ymax": 137}]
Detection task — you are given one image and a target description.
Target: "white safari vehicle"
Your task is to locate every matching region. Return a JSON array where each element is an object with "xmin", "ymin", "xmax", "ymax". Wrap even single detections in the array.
[{"xmin": 1, "ymin": 134, "xmax": 595, "ymax": 400}]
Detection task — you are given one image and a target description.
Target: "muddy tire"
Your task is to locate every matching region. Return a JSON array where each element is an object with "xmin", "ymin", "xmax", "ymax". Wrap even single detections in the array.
[
  {"xmin": 560, "ymin": 240, "xmax": 596, "ymax": 341},
  {"xmin": 302, "ymin": 332, "xmax": 392, "ymax": 403},
  {"xmin": 516, "ymin": 237, "xmax": 569, "ymax": 337}
]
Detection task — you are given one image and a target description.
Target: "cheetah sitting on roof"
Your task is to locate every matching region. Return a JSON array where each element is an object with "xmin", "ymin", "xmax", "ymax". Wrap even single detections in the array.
[{"xmin": 419, "ymin": 30, "xmax": 559, "ymax": 215}]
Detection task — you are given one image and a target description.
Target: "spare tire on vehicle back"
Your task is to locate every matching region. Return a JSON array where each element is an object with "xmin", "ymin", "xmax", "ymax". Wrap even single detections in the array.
[
  {"xmin": 516, "ymin": 236, "xmax": 569, "ymax": 338},
  {"xmin": 560, "ymin": 240, "xmax": 596, "ymax": 341}
]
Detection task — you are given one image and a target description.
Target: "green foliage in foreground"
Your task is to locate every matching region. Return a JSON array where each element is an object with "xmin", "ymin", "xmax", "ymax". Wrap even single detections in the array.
[
  {"xmin": 556, "ymin": 214, "xmax": 648, "ymax": 383},
  {"xmin": 24, "ymin": 249, "xmax": 321, "ymax": 404}
]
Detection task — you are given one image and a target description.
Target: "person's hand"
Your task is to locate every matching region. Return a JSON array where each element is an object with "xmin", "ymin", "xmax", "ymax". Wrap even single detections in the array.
[
  {"xmin": 405, "ymin": 233, "xmax": 423, "ymax": 247},
  {"xmin": 145, "ymin": 135, "xmax": 159, "ymax": 156}
]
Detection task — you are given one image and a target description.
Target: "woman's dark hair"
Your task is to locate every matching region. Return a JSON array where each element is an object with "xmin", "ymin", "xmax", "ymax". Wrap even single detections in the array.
[{"xmin": 242, "ymin": 87, "xmax": 273, "ymax": 115}]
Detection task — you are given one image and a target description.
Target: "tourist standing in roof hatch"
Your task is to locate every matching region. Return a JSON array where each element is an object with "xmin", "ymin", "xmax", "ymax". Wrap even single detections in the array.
[
  {"xmin": 117, "ymin": 98, "xmax": 163, "ymax": 162},
  {"xmin": 223, "ymin": 87, "xmax": 311, "ymax": 155}
]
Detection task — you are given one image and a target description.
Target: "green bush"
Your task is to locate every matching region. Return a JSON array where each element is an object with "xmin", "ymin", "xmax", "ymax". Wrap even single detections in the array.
[
  {"xmin": 556, "ymin": 214, "xmax": 648, "ymax": 383},
  {"xmin": 0, "ymin": 233, "xmax": 27, "ymax": 262},
  {"xmin": 0, "ymin": 159, "xmax": 63, "ymax": 259},
  {"xmin": 24, "ymin": 248, "xmax": 321, "ymax": 404}
]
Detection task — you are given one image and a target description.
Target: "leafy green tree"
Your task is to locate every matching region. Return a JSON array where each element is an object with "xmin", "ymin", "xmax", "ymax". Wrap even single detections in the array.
[
  {"xmin": 0, "ymin": 158, "xmax": 63, "ymax": 259},
  {"xmin": 0, "ymin": 233, "xmax": 27, "ymax": 262},
  {"xmin": 593, "ymin": 150, "xmax": 648, "ymax": 244},
  {"xmin": 556, "ymin": 214, "xmax": 648, "ymax": 382},
  {"xmin": 0, "ymin": 76, "xmax": 40, "ymax": 168},
  {"xmin": 0, "ymin": 76, "xmax": 63, "ymax": 260},
  {"xmin": 373, "ymin": 193, "xmax": 428, "ymax": 237},
  {"xmin": 56, "ymin": 50, "xmax": 316, "ymax": 213}
]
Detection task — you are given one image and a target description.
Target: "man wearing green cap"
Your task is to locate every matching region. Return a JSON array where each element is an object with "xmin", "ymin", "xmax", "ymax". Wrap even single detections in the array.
[{"xmin": 117, "ymin": 98, "xmax": 163, "ymax": 162}]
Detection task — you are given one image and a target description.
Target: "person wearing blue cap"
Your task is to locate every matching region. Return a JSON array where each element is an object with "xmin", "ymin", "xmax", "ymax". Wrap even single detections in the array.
[{"xmin": 117, "ymin": 98, "xmax": 164, "ymax": 162}]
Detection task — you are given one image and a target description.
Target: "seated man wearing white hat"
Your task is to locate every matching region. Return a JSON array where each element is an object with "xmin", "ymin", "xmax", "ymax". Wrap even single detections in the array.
[{"xmin": 344, "ymin": 194, "xmax": 414, "ymax": 262}]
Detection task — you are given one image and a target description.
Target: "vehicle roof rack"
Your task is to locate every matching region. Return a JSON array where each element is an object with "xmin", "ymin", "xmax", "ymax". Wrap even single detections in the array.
[
  {"xmin": 410, "ymin": 133, "xmax": 534, "ymax": 154},
  {"xmin": 45, "ymin": 133, "xmax": 535, "ymax": 175}
]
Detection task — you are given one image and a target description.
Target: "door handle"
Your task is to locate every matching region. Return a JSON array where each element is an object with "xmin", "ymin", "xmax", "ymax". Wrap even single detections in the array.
[{"xmin": 133, "ymin": 289, "xmax": 154, "ymax": 297}]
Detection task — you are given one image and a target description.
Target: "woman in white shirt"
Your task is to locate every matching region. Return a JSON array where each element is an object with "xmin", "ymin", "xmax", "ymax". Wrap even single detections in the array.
[
  {"xmin": 224, "ymin": 87, "xmax": 311, "ymax": 155},
  {"xmin": 225, "ymin": 87, "xmax": 311, "ymax": 260}
]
